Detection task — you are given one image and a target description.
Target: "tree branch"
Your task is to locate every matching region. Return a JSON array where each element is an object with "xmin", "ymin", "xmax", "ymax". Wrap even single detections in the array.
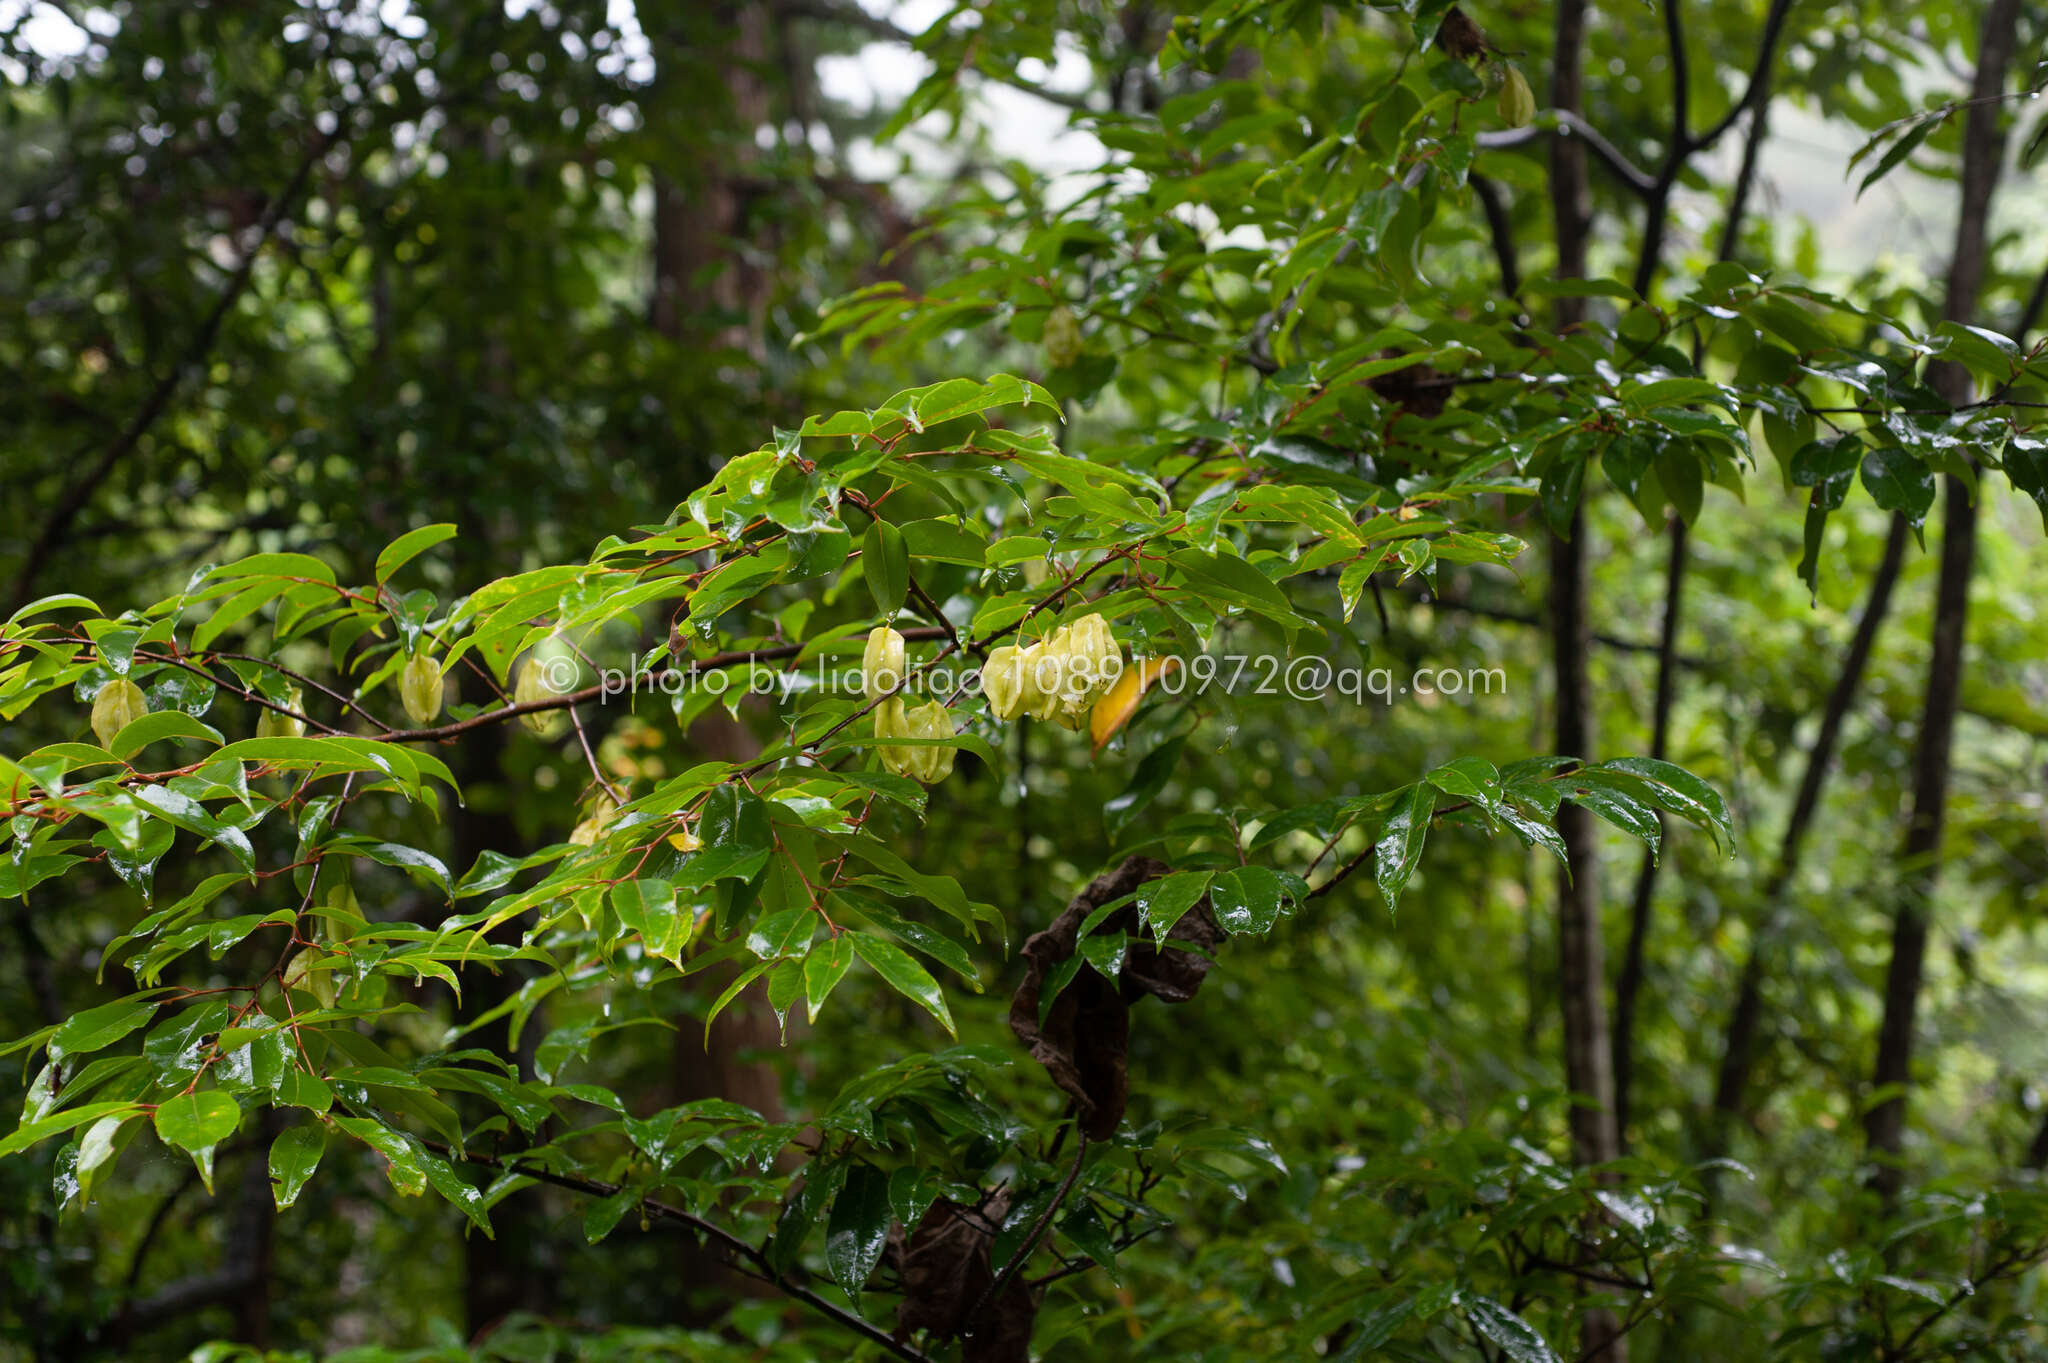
[
  {"xmin": 1476, "ymin": 111, "xmax": 1657, "ymax": 200},
  {"xmin": 419, "ymin": 1137, "xmax": 932, "ymax": 1363},
  {"xmin": 6, "ymin": 133, "xmax": 332, "ymax": 617},
  {"xmin": 1470, "ymin": 172, "xmax": 1522, "ymax": 297}
]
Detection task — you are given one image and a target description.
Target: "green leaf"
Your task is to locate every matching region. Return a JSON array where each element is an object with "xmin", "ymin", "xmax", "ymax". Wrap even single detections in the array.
[
  {"xmin": 825, "ymin": 1164, "xmax": 891, "ymax": 1301},
  {"xmin": 1425, "ymin": 756, "xmax": 1500, "ymax": 812},
  {"xmin": 1854, "ymin": 116, "xmax": 1937, "ymax": 199},
  {"xmin": 1374, "ymin": 783, "xmax": 1437, "ymax": 912},
  {"xmin": 1467, "ymin": 1297, "xmax": 1560, "ymax": 1363},
  {"xmin": 1860, "ymin": 448, "xmax": 1936, "ymax": 533},
  {"xmin": 1135, "ymin": 871, "xmax": 1211, "ymax": 940},
  {"xmin": 585, "ymin": 1187, "xmax": 638, "ymax": 1244},
  {"xmin": 2003, "ymin": 438, "xmax": 2048, "ymax": 530},
  {"xmin": 803, "ymin": 933, "xmax": 856, "ymax": 1022},
  {"xmin": 269, "ymin": 1122, "xmax": 325, "ymax": 1209},
  {"xmin": 1168, "ymin": 548, "xmax": 1296, "ymax": 622},
  {"xmin": 861, "ymin": 518, "xmax": 909, "ymax": 617},
  {"xmin": 51, "ymin": 994, "xmax": 163, "ymax": 1061},
  {"xmin": 110, "ymin": 710, "xmax": 225, "ymax": 759},
  {"xmin": 1106, "ymin": 734, "xmax": 1187, "ymax": 841},
  {"xmin": 1566, "ymin": 775, "xmax": 1662, "ymax": 856},
  {"xmin": 1338, "ymin": 547, "xmax": 1392, "ymax": 622},
  {"xmin": 0, "ymin": 1102, "xmax": 141, "ymax": 1159},
  {"xmin": 375, "ymin": 524, "xmax": 459, "ymax": 582},
  {"xmin": 611, "ymin": 879, "xmax": 688, "ymax": 959},
  {"xmin": 699, "ymin": 784, "xmax": 772, "ymax": 857},
  {"xmin": 153, "ymin": 1091, "xmax": 240, "ymax": 1156},
  {"xmin": 851, "ymin": 933, "xmax": 955, "ymax": 1036},
  {"xmin": 1209, "ymin": 866, "xmax": 1288, "ymax": 935},
  {"xmin": 1595, "ymin": 757, "xmax": 1731, "ymax": 849}
]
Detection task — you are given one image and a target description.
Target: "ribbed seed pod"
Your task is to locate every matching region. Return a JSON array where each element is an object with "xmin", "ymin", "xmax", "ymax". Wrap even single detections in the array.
[
  {"xmin": 863, "ymin": 625, "xmax": 906, "ymax": 702},
  {"xmin": 1022, "ymin": 637, "xmax": 1067, "ymax": 722},
  {"xmin": 1498, "ymin": 64, "xmax": 1535, "ymax": 129},
  {"xmin": 257, "ymin": 685, "xmax": 307, "ymax": 739},
  {"xmin": 400, "ymin": 652, "xmax": 445, "ymax": 727},
  {"xmin": 569, "ymin": 795, "xmax": 618, "ymax": 848},
  {"xmin": 905, "ymin": 699, "xmax": 957, "ymax": 784},
  {"xmin": 981, "ymin": 644, "xmax": 1028, "ymax": 721},
  {"xmin": 514, "ymin": 657, "xmax": 566, "ymax": 737},
  {"xmin": 90, "ymin": 678, "xmax": 147, "ymax": 749},
  {"xmin": 1043, "ymin": 304, "xmax": 1083, "ymax": 369},
  {"xmin": 874, "ymin": 696, "xmax": 917, "ymax": 780}
]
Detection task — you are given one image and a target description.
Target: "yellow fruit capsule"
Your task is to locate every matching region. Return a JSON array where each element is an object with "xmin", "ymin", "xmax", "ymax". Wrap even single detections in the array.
[
  {"xmin": 400, "ymin": 652, "xmax": 445, "ymax": 727},
  {"xmin": 1063, "ymin": 613, "xmax": 1122, "ymax": 708},
  {"xmin": 1035, "ymin": 624, "xmax": 1096, "ymax": 721},
  {"xmin": 906, "ymin": 699, "xmax": 957, "ymax": 784},
  {"xmin": 257, "ymin": 684, "xmax": 306, "ymax": 739},
  {"xmin": 982, "ymin": 645, "xmax": 1026, "ymax": 721},
  {"xmin": 514, "ymin": 657, "xmax": 566, "ymax": 737},
  {"xmin": 90, "ymin": 678, "xmax": 147, "ymax": 750},
  {"xmin": 568, "ymin": 795, "xmax": 618, "ymax": 847},
  {"xmin": 874, "ymin": 696, "xmax": 918, "ymax": 780},
  {"xmin": 1498, "ymin": 64, "xmax": 1536, "ymax": 129},
  {"xmin": 862, "ymin": 625, "xmax": 906, "ymax": 702},
  {"xmin": 1043, "ymin": 304, "xmax": 1083, "ymax": 370},
  {"xmin": 283, "ymin": 948, "xmax": 338, "ymax": 1009},
  {"xmin": 1020, "ymin": 639, "xmax": 1065, "ymax": 722}
]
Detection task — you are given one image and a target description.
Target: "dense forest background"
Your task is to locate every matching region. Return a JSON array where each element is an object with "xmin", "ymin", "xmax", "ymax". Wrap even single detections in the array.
[{"xmin": 5, "ymin": 1, "xmax": 2048, "ymax": 1360}]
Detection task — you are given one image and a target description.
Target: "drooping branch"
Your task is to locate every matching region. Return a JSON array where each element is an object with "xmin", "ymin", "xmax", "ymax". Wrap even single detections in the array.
[{"xmin": 417, "ymin": 1136, "xmax": 934, "ymax": 1363}]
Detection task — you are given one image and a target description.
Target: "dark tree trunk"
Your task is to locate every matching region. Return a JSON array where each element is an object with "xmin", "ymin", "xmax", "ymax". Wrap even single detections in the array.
[
  {"xmin": 1611, "ymin": 0, "xmax": 1787, "ymax": 1149},
  {"xmin": 1546, "ymin": 17, "xmax": 1623, "ymax": 1361},
  {"xmin": 1711, "ymin": 515, "xmax": 1909, "ymax": 1145},
  {"xmin": 1611, "ymin": 516, "xmax": 1685, "ymax": 1142},
  {"xmin": 1862, "ymin": 0, "xmax": 2020, "ymax": 1207},
  {"xmin": 1551, "ymin": 514, "xmax": 1619, "ymax": 1174}
]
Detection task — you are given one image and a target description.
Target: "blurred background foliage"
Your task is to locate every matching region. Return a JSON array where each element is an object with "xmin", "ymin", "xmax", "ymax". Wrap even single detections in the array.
[{"xmin": 4, "ymin": 1, "xmax": 2048, "ymax": 1360}]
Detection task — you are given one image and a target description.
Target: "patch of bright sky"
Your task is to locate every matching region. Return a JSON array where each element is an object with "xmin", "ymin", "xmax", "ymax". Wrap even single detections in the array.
[{"xmin": 818, "ymin": 0, "xmax": 1106, "ymax": 187}]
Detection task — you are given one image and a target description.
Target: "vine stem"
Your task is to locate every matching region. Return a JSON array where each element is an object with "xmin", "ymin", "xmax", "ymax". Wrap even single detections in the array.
[
  {"xmin": 970, "ymin": 1133, "xmax": 1090, "ymax": 1324},
  {"xmin": 411, "ymin": 1136, "xmax": 932, "ymax": 1363}
]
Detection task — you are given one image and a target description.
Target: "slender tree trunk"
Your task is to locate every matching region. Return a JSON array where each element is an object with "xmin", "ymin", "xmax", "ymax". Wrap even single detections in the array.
[
  {"xmin": 1611, "ymin": 2, "xmax": 1786, "ymax": 1148},
  {"xmin": 1546, "ymin": 0, "xmax": 1610, "ymax": 1161},
  {"xmin": 1710, "ymin": 516, "xmax": 1910, "ymax": 1144},
  {"xmin": 230, "ymin": 1114, "xmax": 279, "ymax": 1349},
  {"xmin": 1552, "ymin": 515, "xmax": 1619, "ymax": 1177},
  {"xmin": 1611, "ymin": 516, "xmax": 1684, "ymax": 1141},
  {"xmin": 1862, "ymin": 0, "xmax": 2020, "ymax": 1207},
  {"xmin": 1545, "ymin": 13, "xmax": 1624, "ymax": 1361},
  {"xmin": 641, "ymin": 0, "xmax": 796, "ymax": 1321}
]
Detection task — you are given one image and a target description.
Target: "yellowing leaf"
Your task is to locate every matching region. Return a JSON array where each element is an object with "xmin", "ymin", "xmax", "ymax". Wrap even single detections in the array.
[{"xmin": 1090, "ymin": 657, "xmax": 1180, "ymax": 751}]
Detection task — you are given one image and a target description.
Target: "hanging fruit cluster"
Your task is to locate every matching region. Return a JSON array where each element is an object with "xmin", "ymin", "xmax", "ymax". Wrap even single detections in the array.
[
  {"xmin": 983, "ymin": 613, "xmax": 1122, "ymax": 731},
  {"xmin": 863, "ymin": 625, "xmax": 956, "ymax": 785},
  {"xmin": 859, "ymin": 611, "xmax": 1127, "ymax": 788}
]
